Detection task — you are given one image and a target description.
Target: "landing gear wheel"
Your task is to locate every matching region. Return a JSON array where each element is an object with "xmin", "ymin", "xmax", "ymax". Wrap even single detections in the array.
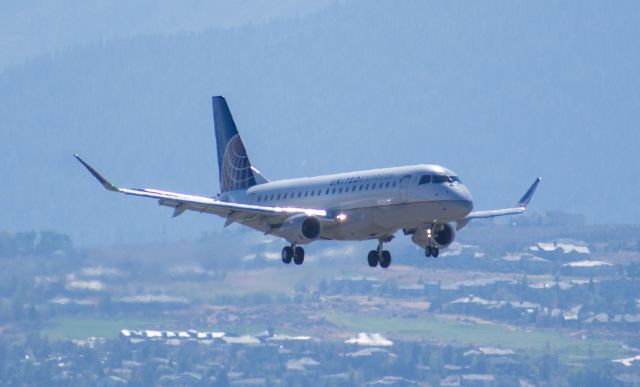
[
  {"xmin": 379, "ymin": 250, "xmax": 391, "ymax": 268},
  {"xmin": 425, "ymin": 246, "xmax": 432, "ymax": 257},
  {"xmin": 293, "ymin": 246, "xmax": 305, "ymax": 265},
  {"xmin": 432, "ymin": 247, "xmax": 439, "ymax": 258},
  {"xmin": 367, "ymin": 250, "xmax": 379, "ymax": 267},
  {"xmin": 282, "ymin": 246, "xmax": 293, "ymax": 264}
]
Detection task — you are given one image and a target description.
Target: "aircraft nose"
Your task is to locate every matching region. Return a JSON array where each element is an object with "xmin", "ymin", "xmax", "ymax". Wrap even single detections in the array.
[
  {"xmin": 453, "ymin": 185, "xmax": 473, "ymax": 214},
  {"xmin": 457, "ymin": 199, "xmax": 473, "ymax": 213}
]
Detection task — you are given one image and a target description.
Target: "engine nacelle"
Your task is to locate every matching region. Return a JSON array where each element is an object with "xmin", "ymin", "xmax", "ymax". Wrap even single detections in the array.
[
  {"xmin": 411, "ymin": 223, "xmax": 455, "ymax": 248},
  {"xmin": 278, "ymin": 215, "xmax": 322, "ymax": 244}
]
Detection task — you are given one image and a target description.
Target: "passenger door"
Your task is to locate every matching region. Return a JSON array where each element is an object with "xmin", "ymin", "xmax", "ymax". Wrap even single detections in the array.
[{"xmin": 398, "ymin": 174, "xmax": 411, "ymax": 202}]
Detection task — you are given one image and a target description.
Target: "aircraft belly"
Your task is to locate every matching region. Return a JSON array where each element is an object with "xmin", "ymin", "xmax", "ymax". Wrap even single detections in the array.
[
  {"xmin": 321, "ymin": 200, "xmax": 466, "ymax": 241},
  {"xmin": 321, "ymin": 207, "xmax": 394, "ymax": 241},
  {"xmin": 370, "ymin": 200, "xmax": 467, "ymax": 228},
  {"xmin": 233, "ymin": 200, "xmax": 469, "ymax": 243}
]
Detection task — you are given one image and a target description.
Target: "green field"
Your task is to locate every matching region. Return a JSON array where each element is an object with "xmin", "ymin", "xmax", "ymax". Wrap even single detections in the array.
[
  {"xmin": 166, "ymin": 266, "xmax": 366, "ymax": 302},
  {"xmin": 42, "ymin": 317, "xmax": 161, "ymax": 340},
  {"xmin": 327, "ymin": 312, "xmax": 627, "ymax": 361}
]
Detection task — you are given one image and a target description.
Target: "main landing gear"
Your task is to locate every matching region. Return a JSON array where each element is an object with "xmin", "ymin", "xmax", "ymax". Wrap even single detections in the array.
[
  {"xmin": 368, "ymin": 239, "xmax": 392, "ymax": 269},
  {"xmin": 425, "ymin": 245, "xmax": 439, "ymax": 258},
  {"xmin": 282, "ymin": 244, "xmax": 305, "ymax": 265}
]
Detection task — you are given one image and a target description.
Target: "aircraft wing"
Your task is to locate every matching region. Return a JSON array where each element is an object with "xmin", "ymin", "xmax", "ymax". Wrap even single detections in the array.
[
  {"xmin": 456, "ymin": 177, "xmax": 541, "ymax": 230},
  {"xmin": 74, "ymin": 155, "xmax": 330, "ymax": 226}
]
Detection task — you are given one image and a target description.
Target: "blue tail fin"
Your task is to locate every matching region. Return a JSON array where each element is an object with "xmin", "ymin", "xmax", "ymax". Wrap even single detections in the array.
[{"xmin": 212, "ymin": 96, "xmax": 267, "ymax": 192}]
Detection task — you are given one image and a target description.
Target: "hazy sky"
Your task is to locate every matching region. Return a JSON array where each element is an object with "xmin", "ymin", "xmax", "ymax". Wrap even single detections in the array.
[{"xmin": 1, "ymin": 1, "xmax": 639, "ymax": 246}]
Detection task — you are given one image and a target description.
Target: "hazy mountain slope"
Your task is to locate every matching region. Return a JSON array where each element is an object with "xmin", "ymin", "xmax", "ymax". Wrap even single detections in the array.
[
  {"xmin": 0, "ymin": 0, "xmax": 335, "ymax": 71},
  {"xmin": 1, "ymin": 0, "xmax": 639, "ymax": 245}
]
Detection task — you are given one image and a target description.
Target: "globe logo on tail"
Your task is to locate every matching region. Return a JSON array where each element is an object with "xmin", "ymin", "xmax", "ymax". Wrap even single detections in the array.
[{"xmin": 220, "ymin": 134, "xmax": 256, "ymax": 192}]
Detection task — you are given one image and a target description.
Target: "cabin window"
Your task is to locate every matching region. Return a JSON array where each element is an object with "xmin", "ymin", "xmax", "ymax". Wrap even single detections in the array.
[
  {"xmin": 385, "ymin": 182, "xmax": 390, "ymax": 188},
  {"xmin": 359, "ymin": 185, "xmax": 363, "ymax": 191},
  {"xmin": 365, "ymin": 184, "xmax": 369, "ymax": 190},
  {"xmin": 325, "ymin": 189, "xmax": 330, "ymax": 194},
  {"xmin": 419, "ymin": 175, "xmax": 431, "ymax": 185},
  {"xmin": 276, "ymin": 193, "xmax": 280, "ymax": 200},
  {"xmin": 392, "ymin": 182, "xmax": 397, "ymax": 188},
  {"xmin": 310, "ymin": 190, "xmax": 315, "ymax": 197},
  {"xmin": 339, "ymin": 188, "xmax": 343, "ymax": 193}
]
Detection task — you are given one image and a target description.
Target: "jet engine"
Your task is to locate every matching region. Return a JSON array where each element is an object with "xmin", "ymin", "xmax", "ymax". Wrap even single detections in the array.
[
  {"xmin": 278, "ymin": 215, "xmax": 322, "ymax": 244},
  {"xmin": 411, "ymin": 223, "xmax": 455, "ymax": 248}
]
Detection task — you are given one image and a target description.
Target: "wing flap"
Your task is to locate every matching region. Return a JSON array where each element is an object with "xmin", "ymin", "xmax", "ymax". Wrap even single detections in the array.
[{"xmin": 75, "ymin": 155, "xmax": 329, "ymax": 223}]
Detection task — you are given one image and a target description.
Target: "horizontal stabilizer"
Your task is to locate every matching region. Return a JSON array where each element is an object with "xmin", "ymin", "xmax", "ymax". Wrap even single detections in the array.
[{"xmin": 251, "ymin": 166, "xmax": 269, "ymax": 185}]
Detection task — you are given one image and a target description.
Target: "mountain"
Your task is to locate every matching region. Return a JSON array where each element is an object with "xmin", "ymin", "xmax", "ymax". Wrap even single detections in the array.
[{"xmin": 0, "ymin": 0, "xmax": 334, "ymax": 71}]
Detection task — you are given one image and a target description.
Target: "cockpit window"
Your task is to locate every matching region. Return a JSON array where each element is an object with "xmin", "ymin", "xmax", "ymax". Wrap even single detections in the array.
[
  {"xmin": 419, "ymin": 175, "xmax": 431, "ymax": 185},
  {"xmin": 433, "ymin": 175, "xmax": 462, "ymax": 184},
  {"xmin": 432, "ymin": 175, "xmax": 448, "ymax": 184}
]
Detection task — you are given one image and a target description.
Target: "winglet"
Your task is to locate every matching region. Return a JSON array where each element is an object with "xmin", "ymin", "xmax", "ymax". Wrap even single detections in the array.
[
  {"xmin": 74, "ymin": 154, "xmax": 119, "ymax": 192},
  {"xmin": 517, "ymin": 177, "xmax": 542, "ymax": 208}
]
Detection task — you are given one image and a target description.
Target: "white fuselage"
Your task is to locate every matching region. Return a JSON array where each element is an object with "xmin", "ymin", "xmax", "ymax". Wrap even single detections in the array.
[{"xmin": 220, "ymin": 164, "xmax": 473, "ymax": 242}]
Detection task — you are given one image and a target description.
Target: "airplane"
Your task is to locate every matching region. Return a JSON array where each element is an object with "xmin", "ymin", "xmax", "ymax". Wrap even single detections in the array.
[{"xmin": 76, "ymin": 96, "xmax": 541, "ymax": 268}]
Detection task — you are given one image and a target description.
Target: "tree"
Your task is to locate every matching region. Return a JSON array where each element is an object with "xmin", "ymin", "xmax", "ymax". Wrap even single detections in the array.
[
  {"xmin": 15, "ymin": 232, "xmax": 36, "ymax": 255},
  {"xmin": 213, "ymin": 370, "xmax": 230, "ymax": 387},
  {"xmin": 35, "ymin": 231, "xmax": 72, "ymax": 256}
]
